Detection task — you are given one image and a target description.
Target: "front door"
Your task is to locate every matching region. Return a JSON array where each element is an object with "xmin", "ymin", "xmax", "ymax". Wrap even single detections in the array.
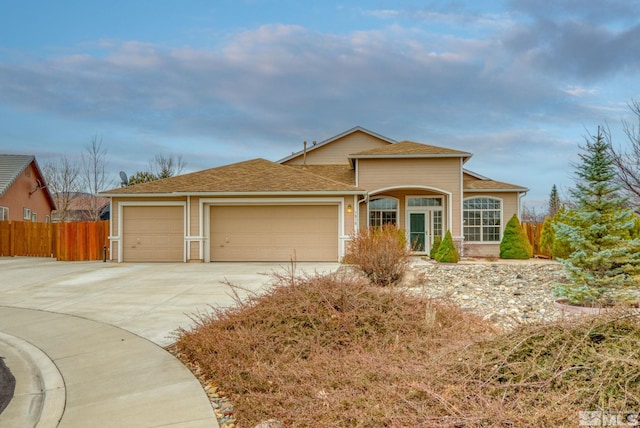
[{"xmin": 409, "ymin": 212, "xmax": 427, "ymax": 252}]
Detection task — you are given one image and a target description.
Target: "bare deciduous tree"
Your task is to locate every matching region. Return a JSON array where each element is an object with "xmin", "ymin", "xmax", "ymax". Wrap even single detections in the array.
[
  {"xmin": 126, "ymin": 153, "xmax": 187, "ymax": 186},
  {"xmin": 42, "ymin": 155, "xmax": 81, "ymax": 221},
  {"xmin": 149, "ymin": 154, "xmax": 186, "ymax": 179},
  {"xmin": 81, "ymin": 135, "xmax": 113, "ymax": 221},
  {"xmin": 521, "ymin": 203, "xmax": 546, "ymax": 223},
  {"xmin": 609, "ymin": 99, "xmax": 640, "ymax": 210}
]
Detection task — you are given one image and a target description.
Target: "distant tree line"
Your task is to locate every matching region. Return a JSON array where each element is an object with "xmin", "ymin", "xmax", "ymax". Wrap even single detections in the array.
[{"xmin": 43, "ymin": 137, "xmax": 185, "ymax": 221}]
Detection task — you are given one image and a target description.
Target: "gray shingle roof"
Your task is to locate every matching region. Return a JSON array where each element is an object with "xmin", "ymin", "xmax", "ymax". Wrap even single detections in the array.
[{"xmin": 0, "ymin": 154, "xmax": 35, "ymax": 197}]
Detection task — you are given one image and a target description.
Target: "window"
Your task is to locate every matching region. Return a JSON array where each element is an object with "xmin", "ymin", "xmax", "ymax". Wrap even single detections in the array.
[
  {"xmin": 463, "ymin": 197, "xmax": 502, "ymax": 242},
  {"xmin": 23, "ymin": 208, "xmax": 31, "ymax": 220},
  {"xmin": 0, "ymin": 206, "xmax": 8, "ymax": 221},
  {"xmin": 31, "ymin": 212, "xmax": 37, "ymax": 222},
  {"xmin": 45, "ymin": 215, "xmax": 50, "ymax": 223},
  {"xmin": 408, "ymin": 197, "xmax": 442, "ymax": 207},
  {"xmin": 369, "ymin": 197, "xmax": 398, "ymax": 227}
]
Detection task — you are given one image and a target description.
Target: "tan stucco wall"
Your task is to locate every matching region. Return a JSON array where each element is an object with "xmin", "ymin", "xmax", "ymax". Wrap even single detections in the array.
[
  {"xmin": 284, "ymin": 130, "xmax": 390, "ymax": 165},
  {"xmin": 357, "ymin": 158, "xmax": 463, "ymax": 236},
  {"xmin": 0, "ymin": 162, "xmax": 53, "ymax": 222}
]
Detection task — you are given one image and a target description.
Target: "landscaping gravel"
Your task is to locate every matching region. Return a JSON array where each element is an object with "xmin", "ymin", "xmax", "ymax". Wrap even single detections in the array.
[{"xmin": 401, "ymin": 258, "xmax": 570, "ymax": 330}]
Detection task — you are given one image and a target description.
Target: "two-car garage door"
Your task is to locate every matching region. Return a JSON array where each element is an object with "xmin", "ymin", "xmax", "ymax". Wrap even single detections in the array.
[
  {"xmin": 209, "ymin": 205, "xmax": 339, "ymax": 262},
  {"xmin": 120, "ymin": 204, "xmax": 340, "ymax": 262}
]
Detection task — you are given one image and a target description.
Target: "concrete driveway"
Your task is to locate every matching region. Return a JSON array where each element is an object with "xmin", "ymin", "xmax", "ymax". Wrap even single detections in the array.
[{"xmin": 0, "ymin": 257, "xmax": 340, "ymax": 346}]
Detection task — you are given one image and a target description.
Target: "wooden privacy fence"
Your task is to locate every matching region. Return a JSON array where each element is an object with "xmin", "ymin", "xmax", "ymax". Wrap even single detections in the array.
[
  {"xmin": 0, "ymin": 220, "xmax": 109, "ymax": 261},
  {"xmin": 521, "ymin": 222, "xmax": 548, "ymax": 258}
]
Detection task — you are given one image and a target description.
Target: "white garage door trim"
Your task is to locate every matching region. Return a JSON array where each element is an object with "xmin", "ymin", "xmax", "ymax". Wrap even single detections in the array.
[
  {"xmin": 116, "ymin": 201, "xmax": 187, "ymax": 262},
  {"xmin": 200, "ymin": 197, "xmax": 345, "ymax": 262}
]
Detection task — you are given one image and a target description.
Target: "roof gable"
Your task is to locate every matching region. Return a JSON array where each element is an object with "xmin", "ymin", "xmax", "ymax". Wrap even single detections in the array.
[
  {"xmin": 0, "ymin": 154, "xmax": 56, "ymax": 208},
  {"xmin": 102, "ymin": 158, "xmax": 364, "ymax": 195},
  {"xmin": 0, "ymin": 154, "xmax": 35, "ymax": 197},
  {"xmin": 279, "ymin": 126, "xmax": 395, "ymax": 165}
]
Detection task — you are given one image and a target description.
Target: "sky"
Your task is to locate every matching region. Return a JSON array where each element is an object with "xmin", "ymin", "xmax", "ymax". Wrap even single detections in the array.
[{"xmin": 1, "ymin": 0, "xmax": 639, "ymax": 208}]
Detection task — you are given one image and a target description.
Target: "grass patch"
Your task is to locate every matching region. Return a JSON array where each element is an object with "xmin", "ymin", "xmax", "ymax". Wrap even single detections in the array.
[{"xmin": 174, "ymin": 268, "xmax": 640, "ymax": 427}]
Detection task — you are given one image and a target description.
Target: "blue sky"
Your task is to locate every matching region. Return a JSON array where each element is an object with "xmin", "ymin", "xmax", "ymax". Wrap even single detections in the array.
[{"xmin": 1, "ymin": 1, "xmax": 639, "ymax": 207}]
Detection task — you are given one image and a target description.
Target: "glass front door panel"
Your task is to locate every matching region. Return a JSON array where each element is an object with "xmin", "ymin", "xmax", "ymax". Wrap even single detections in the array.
[{"xmin": 409, "ymin": 212, "xmax": 426, "ymax": 251}]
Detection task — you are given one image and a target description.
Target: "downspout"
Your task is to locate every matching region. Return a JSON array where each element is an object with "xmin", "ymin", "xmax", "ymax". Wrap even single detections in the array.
[{"xmin": 517, "ymin": 191, "xmax": 528, "ymax": 219}]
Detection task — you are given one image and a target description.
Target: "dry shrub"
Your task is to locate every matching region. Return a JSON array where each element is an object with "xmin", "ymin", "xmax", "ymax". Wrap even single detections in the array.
[
  {"xmin": 174, "ymin": 268, "xmax": 640, "ymax": 427},
  {"xmin": 174, "ymin": 268, "xmax": 494, "ymax": 427},
  {"xmin": 433, "ymin": 309, "xmax": 640, "ymax": 427},
  {"xmin": 342, "ymin": 224, "xmax": 411, "ymax": 286}
]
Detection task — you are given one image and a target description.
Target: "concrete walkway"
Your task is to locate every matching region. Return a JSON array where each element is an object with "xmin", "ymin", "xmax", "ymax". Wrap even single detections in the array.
[{"xmin": 0, "ymin": 258, "xmax": 340, "ymax": 427}]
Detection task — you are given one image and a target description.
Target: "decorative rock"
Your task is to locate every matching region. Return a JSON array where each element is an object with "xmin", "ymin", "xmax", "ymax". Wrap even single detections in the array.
[{"xmin": 401, "ymin": 259, "xmax": 571, "ymax": 330}]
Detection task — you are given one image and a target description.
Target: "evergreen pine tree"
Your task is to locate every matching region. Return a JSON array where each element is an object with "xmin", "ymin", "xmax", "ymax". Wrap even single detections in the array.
[
  {"xmin": 548, "ymin": 184, "xmax": 561, "ymax": 217},
  {"xmin": 499, "ymin": 214, "xmax": 532, "ymax": 259},
  {"xmin": 554, "ymin": 128, "xmax": 640, "ymax": 305},
  {"xmin": 429, "ymin": 235, "xmax": 442, "ymax": 259},
  {"xmin": 434, "ymin": 230, "xmax": 459, "ymax": 263}
]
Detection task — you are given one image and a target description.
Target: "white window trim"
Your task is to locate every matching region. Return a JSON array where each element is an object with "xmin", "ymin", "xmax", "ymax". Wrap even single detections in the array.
[
  {"xmin": 23, "ymin": 208, "xmax": 31, "ymax": 220},
  {"xmin": 31, "ymin": 212, "xmax": 37, "ymax": 222},
  {"xmin": 405, "ymin": 195, "xmax": 446, "ymax": 254},
  {"xmin": 462, "ymin": 196, "xmax": 503, "ymax": 244},
  {"xmin": 0, "ymin": 206, "xmax": 8, "ymax": 221},
  {"xmin": 367, "ymin": 196, "xmax": 400, "ymax": 228}
]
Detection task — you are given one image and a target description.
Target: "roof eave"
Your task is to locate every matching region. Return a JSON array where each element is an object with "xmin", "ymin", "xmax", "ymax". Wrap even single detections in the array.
[
  {"xmin": 101, "ymin": 190, "xmax": 366, "ymax": 197},
  {"xmin": 349, "ymin": 153, "xmax": 472, "ymax": 160},
  {"xmin": 464, "ymin": 188, "xmax": 529, "ymax": 193}
]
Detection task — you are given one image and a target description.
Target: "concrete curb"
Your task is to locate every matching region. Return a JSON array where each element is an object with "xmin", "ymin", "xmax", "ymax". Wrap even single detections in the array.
[
  {"xmin": 0, "ymin": 331, "xmax": 66, "ymax": 427},
  {"xmin": 0, "ymin": 306, "xmax": 218, "ymax": 427}
]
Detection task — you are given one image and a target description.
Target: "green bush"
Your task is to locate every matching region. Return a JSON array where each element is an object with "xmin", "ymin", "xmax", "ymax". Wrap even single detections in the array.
[
  {"xmin": 343, "ymin": 224, "xmax": 410, "ymax": 286},
  {"xmin": 429, "ymin": 235, "xmax": 442, "ymax": 259},
  {"xmin": 539, "ymin": 216, "xmax": 554, "ymax": 257},
  {"xmin": 499, "ymin": 214, "xmax": 532, "ymax": 259},
  {"xmin": 434, "ymin": 230, "xmax": 459, "ymax": 263}
]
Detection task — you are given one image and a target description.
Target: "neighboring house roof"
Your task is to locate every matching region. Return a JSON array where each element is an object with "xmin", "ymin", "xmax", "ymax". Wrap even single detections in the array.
[
  {"xmin": 0, "ymin": 154, "xmax": 35, "ymax": 197},
  {"xmin": 278, "ymin": 126, "xmax": 396, "ymax": 163},
  {"xmin": 463, "ymin": 171, "xmax": 528, "ymax": 192},
  {"xmin": 101, "ymin": 158, "xmax": 364, "ymax": 195},
  {"xmin": 64, "ymin": 194, "xmax": 110, "ymax": 211},
  {"xmin": 0, "ymin": 154, "xmax": 56, "ymax": 208},
  {"xmin": 349, "ymin": 140, "xmax": 472, "ymax": 160}
]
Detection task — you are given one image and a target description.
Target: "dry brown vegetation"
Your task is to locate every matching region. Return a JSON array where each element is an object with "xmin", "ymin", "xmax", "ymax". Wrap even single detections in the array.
[
  {"xmin": 342, "ymin": 224, "xmax": 411, "ymax": 286},
  {"xmin": 174, "ymin": 267, "xmax": 640, "ymax": 427}
]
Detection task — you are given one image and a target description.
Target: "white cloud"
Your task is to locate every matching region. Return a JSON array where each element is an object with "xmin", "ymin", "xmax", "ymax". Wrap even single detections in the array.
[
  {"xmin": 563, "ymin": 86, "xmax": 599, "ymax": 97},
  {"xmin": 1, "ymin": 5, "xmax": 639, "ymax": 200}
]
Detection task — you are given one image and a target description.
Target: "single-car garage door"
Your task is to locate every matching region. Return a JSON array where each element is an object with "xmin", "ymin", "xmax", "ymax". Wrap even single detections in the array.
[
  {"xmin": 210, "ymin": 205, "xmax": 339, "ymax": 262},
  {"xmin": 122, "ymin": 206, "xmax": 184, "ymax": 262}
]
